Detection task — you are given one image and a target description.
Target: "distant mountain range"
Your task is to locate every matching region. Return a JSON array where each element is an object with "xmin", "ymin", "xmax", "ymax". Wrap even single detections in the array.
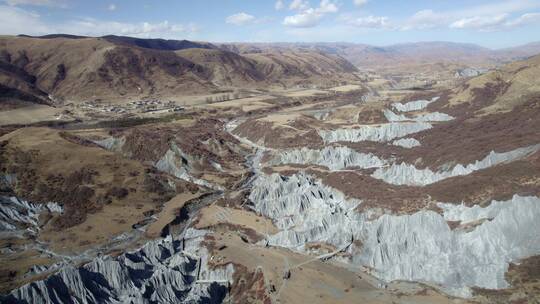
[
  {"xmin": 1, "ymin": 35, "xmax": 357, "ymax": 104},
  {"xmin": 2, "ymin": 34, "xmax": 540, "ymax": 105},
  {"xmin": 21, "ymin": 34, "xmax": 540, "ymax": 67},
  {"xmin": 19, "ymin": 34, "xmax": 540, "ymax": 68},
  {"xmin": 218, "ymin": 41, "xmax": 540, "ymax": 69}
]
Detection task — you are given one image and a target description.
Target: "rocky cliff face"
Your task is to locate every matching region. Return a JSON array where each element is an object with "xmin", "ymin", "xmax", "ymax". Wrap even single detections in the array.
[
  {"xmin": 269, "ymin": 146, "xmax": 387, "ymax": 170},
  {"xmin": 4, "ymin": 228, "xmax": 234, "ymax": 303},
  {"xmin": 372, "ymin": 144, "xmax": 540, "ymax": 186},
  {"xmin": 318, "ymin": 122, "xmax": 433, "ymax": 144},
  {"xmin": 391, "ymin": 97, "xmax": 440, "ymax": 112},
  {"xmin": 247, "ymin": 170, "xmax": 540, "ymax": 297},
  {"xmin": 154, "ymin": 143, "xmax": 224, "ymax": 191},
  {"xmin": 358, "ymin": 194, "xmax": 540, "ymax": 296},
  {"xmin": 2, "ymin": 44, "xmax": 539, "ymax": 303},
  {"xmin": 0, "ymin": 196, "xmax": 63, "ymax": 239},
  {"xmin": 229, "ymin": 88, "xmax": 540, "ymax": 299},
  {"xmin": 249, "ymin": 172, "xmax": 360, "ymax": 248}
]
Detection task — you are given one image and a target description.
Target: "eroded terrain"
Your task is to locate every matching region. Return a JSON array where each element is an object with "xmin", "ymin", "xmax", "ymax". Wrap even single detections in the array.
[{"xmin": 1, "ymin": 37, "xmax": 539, "ymax": 304}]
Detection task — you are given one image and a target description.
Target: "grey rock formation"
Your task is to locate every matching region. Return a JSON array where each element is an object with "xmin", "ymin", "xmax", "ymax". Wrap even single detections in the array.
[
  {"xmin": 4, "ymin": 229, "xmax": 234, "ymax": 304},
  {"xmin": 391, "ymin": 97, "xmax": 440, "ymax": 112},
  {"xmin": 318, "ymin": 122, "xmax": 432, "ymax": 143},
  {"xmin": 155, "ymin": 143, "xmax": 223, "ymax": 191},
  {"xmin": 269, "ymin": 146, "xmax": 387, "ymax": 170},
  {"xmin": 372, "ymin": 144, "xmax": 540, "ymax": 186},
  {"xmin": 247, "ymin": 170, "xmax": 540, "ymax": 298},
  {"xmin": 392, "ymin": 138, "xmax": 421, "ymax": 148}
]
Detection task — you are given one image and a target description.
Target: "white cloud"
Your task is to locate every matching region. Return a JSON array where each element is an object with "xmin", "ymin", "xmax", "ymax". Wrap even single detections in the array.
[
  {"xmin": 0, "ymin": 5, "xmax": 52, "ymax": 35},
  {"xmin": 107, "ymin": 3, "xmax": 116, "ymax": 11},
  {"xmin": 401, "ymin": 1, "xmax": 540, "ymax": 31},
  {"xmin": 319, "ymin": 0, "xmax": 338, "ymax": 13},
  {"xmin": 275, "ymin": 0, "xmax": 284, "ymax": 10},
  {"xmin": 225, "ymin": 12, "xmax": 256, "ymax": 26},
  {"xmin": 66, "ymin": 19, "xmax": 198, "ymax": 38},
  {"xmin": 450, "ymin": 14, "xmax": 508, "ymax": 30},
  {"xmin": 283, "ymin": 0, "xmax": 339, "ymax": 27},
  {"xmin": 449, "ymin": 12, "xmax": 540, "ymax": 31},
  {"xmin": 289, "ymin": 0, "xmax": 309, "ymax": 11},
  {"xmin": 400, "ymin": 9, "xmax": 449, "ymax": 30},
  {"xmin": 0, "ymin": 5, "xmax": 198, "ymax": 38},
  {"xmin": 283, "ymin": 8, "xmax": 323, "ymax": 27},
  {"xmin": 353, "ymin": 0, "xmax": 367, "ymax": 7},
  {"xmin": 347, "ymin": 15, "xmax": 390, "ymax": 29},
  {"xmin": 505, "ymin": 12, "xmax": 540, "ymax": 27}
]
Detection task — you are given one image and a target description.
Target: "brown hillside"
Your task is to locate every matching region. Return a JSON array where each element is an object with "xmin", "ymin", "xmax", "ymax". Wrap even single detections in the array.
[{"xmin": 0, "ymin": 36, "xmax": 359, "ymax": 104}]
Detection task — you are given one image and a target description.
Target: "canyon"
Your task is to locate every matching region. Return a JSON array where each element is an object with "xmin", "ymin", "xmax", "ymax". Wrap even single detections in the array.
[{"xmin": 0, "ymin": 35, "xmax": 539, "ymax": 304}]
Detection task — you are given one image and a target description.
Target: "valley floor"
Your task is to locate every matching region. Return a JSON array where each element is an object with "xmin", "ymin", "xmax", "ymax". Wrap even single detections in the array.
[{"xmin": 1, "ymin": 60, "xmax": 539, "ymax": 304}]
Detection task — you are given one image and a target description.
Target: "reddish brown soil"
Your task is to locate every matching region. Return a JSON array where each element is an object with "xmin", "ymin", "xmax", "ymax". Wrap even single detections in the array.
[
  {"xmin": 409, "ymin": 100, "xmax": 540, "ymax": 169},
  {"xmin": 308, "ymin": 170, "xmax": 430, "ymax": 214},
  {"xmin": 299, "ymin": 151, "xmax": 539, "ymax": 213},
  {"xmin": 434, "ymin": 80, "xmax": 511, "ymax": 117},
  {"xmin": 357, "ymin": 108, "xmax": 387, "ymax": 124},
  {"xmin": 113, "ymin": 127, "xmax": 173, "ymax": 162},
  {"xmin": 229, "ymin": 263, "xmax": 272, "ymax": 304},
  {"xmin": 0, "ymin": 132, "xmax": 180, "ymax": 228},
  {"xmin": 427, "ymin": 152, "xmax": 540, "ymax": 203},
  {"xmin": 115, "ymin": 118, "xmax": 245, "ymax": 171}
]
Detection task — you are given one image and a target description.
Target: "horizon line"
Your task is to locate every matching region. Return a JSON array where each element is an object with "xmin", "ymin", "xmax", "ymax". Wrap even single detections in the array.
[{"xmin": 6, "ymin": 33, "xmax": 539, "ymax": 51}]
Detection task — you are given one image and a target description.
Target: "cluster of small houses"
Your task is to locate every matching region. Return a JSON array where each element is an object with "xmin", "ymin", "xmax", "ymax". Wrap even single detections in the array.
[
  {"xmin": 80, "ymin": 99, "xmax": 184, "ymax": 114},
  {"xmin": 127, "ymin": 99, "xmax": 184, "ymax": 113}
]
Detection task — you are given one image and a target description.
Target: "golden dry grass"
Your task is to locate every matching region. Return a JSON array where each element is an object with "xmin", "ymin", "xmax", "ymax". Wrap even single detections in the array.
[
  {"xmin": 1, "ymin": 128, "xmax": 167, "ymax": 253},
  {"xmin": 0, "ymin": 105, "xmax": 63, "ymax": 126},
  {"xmin": 195, "ymin": 205, "xmax": 278, "ymax": 234}
]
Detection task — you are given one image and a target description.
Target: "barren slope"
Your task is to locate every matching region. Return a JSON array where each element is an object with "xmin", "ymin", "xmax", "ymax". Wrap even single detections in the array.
[{"xmin": 0, "ymin": 35, "xmax": 359, "ymax": 104}]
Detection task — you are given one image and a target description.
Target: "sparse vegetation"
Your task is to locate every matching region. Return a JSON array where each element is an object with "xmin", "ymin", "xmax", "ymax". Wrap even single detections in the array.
[{"xmin": 1, "ymin": 30, "xmax": 540, "ymax": 304}]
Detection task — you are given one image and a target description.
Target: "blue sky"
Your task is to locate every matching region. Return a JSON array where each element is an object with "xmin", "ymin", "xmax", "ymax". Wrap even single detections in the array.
[{"xmin": 1, "ymin": 0, "xmax": 540, "ymax": 48}]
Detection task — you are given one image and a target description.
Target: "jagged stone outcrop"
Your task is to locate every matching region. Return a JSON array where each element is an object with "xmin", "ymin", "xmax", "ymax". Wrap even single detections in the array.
[
  {"xmin": 248, "ymin": 172, "xmax": 360, "ymax": 248},
  {"xmin": 356, "ymin": 195, "xmax": 540, "ymax": 297},
  {"xmin": 437, "ymin": 194, "xmax": 533, "ymax": 223},
  {"xmin": 93, "ymin": 135, "xmax": 223, "ymax": 190},
  {"xmin": 0, "ymin": 196, "xmax": 63, "ymax": 237},
  {"xmin": 372, "ymin": 144, "xmax": 540, "ymax": 186},
  {"xmin": 391, "ymin": 97, "xmax": 439, "ymax": 112},
  {"xmin": 0, "ymin": 174, "xmax": 16, "ymax": 189},
  {"xmin": 311, "ymin": 111, "xmax": 331, "ymax": 121},
  {"xmin": 155, "ymin": 143, "xmax": 223, "ymax": 191},
  {"xmin": 93, "ymin": 137, "xmax": 126, "ymax": 153},
  {"xmin": 4, "ymin": 228, "xmax": 234, "ymax": 304},
  {"xmin": 392, "ymin": 138, "xmax": 421, "ymax": 148},
  {"xmin": 247, "ymin": 170, "xmax": 540, "ymax": 298},
  {"xmin": 269, "ymin": 146, "xmax": 387, "ymax": 170},
  {"xmin": 226, "ymin": 119, "xmax": 268, "ymax": 150},
  {"xmin": 318, "ymin": 122, "xmax": 432, "ymax": 143},
  {"xmin": 383, "ymin": 109, "xmax": 454, "ymax": 122},
  {"xmin": 455, "ymin": 68, "xmax": 487, "ymax": 78}
]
